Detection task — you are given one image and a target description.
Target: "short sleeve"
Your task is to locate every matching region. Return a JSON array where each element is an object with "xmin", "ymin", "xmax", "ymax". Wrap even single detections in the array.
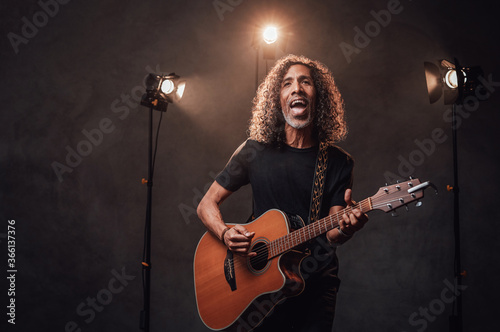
[{"xmin": 215, "ymin": 140, "xmax": 251, "ymax": 192}]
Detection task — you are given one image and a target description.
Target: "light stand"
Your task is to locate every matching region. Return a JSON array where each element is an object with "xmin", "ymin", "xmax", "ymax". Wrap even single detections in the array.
[
  {"xmin": 424, "ymin": 58, "xmax": 485, "ymax": 332},
  {"xmin": 139, "ymin": 103, "xmax": 162, "ymax": 331},
  {"xmin": 139, "ymin": 73, "xmax": 185, "ymax": 332},
  {"xmin": 449, "ymin": 101, "xmax": 462, "ymax": 332},
  {"xmin": 252, "ymin": 26, "xmax": 288, "ymax": 91}
]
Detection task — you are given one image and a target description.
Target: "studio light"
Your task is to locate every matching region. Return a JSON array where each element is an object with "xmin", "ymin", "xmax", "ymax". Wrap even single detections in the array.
[
  {"xmin": 251, "ymin": 24, "xmax": 289, "ymax": 89},
  {"xmin": 161, "ymin": 79, "xmax": 175, "ymax": 94},
  {"xmin": 263, "ymin": 26, "xmax": 278, "ymax": 44},
  {"xmin": 138, "ymin": 71, "xmax": 185, "ymax": 331},
  {"xmin": 141, "ymin": 73, "xmax": 186, "ymax": 112},
  {"xmin": 424, "ymin": 59, "xmax": 483, "ymax": 105},
  {"xmin": 423, "ymin": 57, "xmax": 487, "ymax": 332},
  {"xmin": 444, "ymin": 69, "xmax": 466, "ymax": 89}
]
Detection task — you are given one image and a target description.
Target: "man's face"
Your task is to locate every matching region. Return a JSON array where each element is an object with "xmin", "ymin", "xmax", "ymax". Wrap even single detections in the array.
[{"xmin": 279, "ymin": 64, "xmax": 316, "ymax": 130}]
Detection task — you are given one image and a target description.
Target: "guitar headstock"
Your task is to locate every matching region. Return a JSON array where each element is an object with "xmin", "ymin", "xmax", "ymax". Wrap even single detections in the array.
[{"xmin": 371, "ymin": 178, "xmax": 435, "ymax": 213}]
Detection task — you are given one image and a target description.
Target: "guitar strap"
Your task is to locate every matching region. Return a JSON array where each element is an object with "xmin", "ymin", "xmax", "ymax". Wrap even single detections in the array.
[{"xmin": 308, "ymin": 141, "xmax": 329, "ymax": 224}]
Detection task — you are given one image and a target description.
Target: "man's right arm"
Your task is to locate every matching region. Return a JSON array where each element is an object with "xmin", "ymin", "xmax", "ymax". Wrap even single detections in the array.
[{"xmin": 197, "ymin": 181, "xmax": 255, "ymax": 256}]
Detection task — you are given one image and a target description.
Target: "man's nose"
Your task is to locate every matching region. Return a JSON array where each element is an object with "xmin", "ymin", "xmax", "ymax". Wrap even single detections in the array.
[{"xmin": 291, "ymin": 80, "xmax": 302, "ymax": 93}]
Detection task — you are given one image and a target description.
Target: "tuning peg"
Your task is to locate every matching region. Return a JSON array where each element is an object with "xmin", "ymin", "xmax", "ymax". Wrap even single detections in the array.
[
  {"xmin": 405, "ymin": 205, "xmax": 409, "ymax": 212},
  {"xmin": 391, "ymin": 211, "xmax": 399, "ymax": 217},
  {"xmin": 416, "ymin": 201, "xmax": 423, "ymax": 207}
]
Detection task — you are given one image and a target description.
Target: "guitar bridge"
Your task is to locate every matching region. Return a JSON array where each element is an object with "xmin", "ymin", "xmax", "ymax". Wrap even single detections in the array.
[{"xmin": 224, "ymin": 249, "xmax": 237, "ymax": 291}]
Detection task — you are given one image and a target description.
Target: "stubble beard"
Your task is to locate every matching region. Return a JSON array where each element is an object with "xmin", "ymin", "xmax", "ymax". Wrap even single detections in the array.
[{"xmin": 283, "ymin": 107, "xmax": 314, "ymax": 129}]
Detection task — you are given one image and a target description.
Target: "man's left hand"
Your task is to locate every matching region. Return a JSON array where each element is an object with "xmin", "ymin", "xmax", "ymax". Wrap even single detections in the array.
[{"xmin": 339, "ymin": 189, "xmax": 369, "ymax": 236}]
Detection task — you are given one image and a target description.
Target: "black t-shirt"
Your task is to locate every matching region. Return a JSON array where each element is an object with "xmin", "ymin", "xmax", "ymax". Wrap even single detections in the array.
[
  {"xmin": 215, "ymin": 140, "xmax": 354, "ymax": 326},
  {"xmin": 215, "ymin": 139, "xmax": 354, "ymax": 224}
]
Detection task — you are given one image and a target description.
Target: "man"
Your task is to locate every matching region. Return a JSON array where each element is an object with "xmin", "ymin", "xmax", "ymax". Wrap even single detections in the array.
[{"xmin": 197, "ymin": 54, "xmax": 368, "ymax": 331}]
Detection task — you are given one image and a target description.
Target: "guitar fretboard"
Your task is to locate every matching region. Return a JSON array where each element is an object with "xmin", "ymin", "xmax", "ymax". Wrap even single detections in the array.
[{"xmin": 268, "ymin": 198, "xmax": 372, "ymax": 257}]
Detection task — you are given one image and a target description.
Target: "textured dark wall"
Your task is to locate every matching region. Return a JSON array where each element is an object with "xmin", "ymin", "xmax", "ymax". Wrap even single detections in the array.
[{"xmin": 1, "ymin": 0, "xmax": 499, "ymax": 331}]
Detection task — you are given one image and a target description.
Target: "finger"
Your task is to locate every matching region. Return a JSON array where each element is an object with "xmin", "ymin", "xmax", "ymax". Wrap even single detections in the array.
[
  {"xmin": 223, "ymin": 228, "xmax": 246, "ymax": 247},
  {"xmin": 348, "ymin": 212, "xmax": 358, "ymax": 226},
  {"xmin": 344, "ymin": 189, "xmax": 352, "ymax": 206},
  {"xmin": 338, "ymin": 213, "xmax": 354, "ymax": 236},
  {"xmin": 342, "ymin": 213, "xmax": 351, "ymax": 226},
  {"xmin": 229, "ymin": 243, "xmax": 257, "ymax": 257},
  {"xmin": 348, "ymin": 212, "xmax": 367, "ymax": 232},
  {"xmin": 236, "ymin": 250, "xmax": 257, "ymax": 257},
  {"xmin": 225, "ymin": 226, "xmax": 256, "ymax": 256},
  {"xmin": 228, "ymin": 233, "xmax": 255, "ymax": 243},
  {"xmin": 351, "ymin": 208, "xmax": 362, "ymax": 218},
  {"xmin": 231, "ymin": 247, "xmax": 250, "ymax": 255},
  {"xmin": 232, "ymin": 225, "xmax": 255, "ymax": 238},
  {"xmin": 351, "ymin": 208, "xmax": 369, "ymax": 223},
  {"xmin": 338, "ymin": 218, "xmax": 344, "ymax": 232},
  {"xmin": 226, "ymin": 239, "xmax": 250, "ymax": 251},
  {"xmin": 228, "ymin": 241, "xmax": 252, "ymax": 251},
  {"xmin": 341, "ymin": 213, "xmax": 353, "ymax": 233}
]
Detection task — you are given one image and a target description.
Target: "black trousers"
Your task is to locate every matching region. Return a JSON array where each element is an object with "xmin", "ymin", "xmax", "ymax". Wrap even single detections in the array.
[{"xmin": 253, "ymin": 274, "xmax": 340, "ymax": 332}]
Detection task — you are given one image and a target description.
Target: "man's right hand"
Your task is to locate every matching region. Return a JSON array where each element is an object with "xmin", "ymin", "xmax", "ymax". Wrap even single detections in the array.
[{"xmin": 223, "ymin": 225, "xmax": 256, "ymax": 257}]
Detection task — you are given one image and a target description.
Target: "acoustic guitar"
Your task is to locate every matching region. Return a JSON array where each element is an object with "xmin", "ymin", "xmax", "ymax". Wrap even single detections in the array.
[{"xmin": 194, "ymin": 178, "xmax": 434, "ymax": 331}]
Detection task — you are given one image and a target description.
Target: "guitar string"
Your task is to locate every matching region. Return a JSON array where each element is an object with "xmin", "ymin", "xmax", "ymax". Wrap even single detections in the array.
[
  {"xmin": 233, "ymin": 198, "xmax": 372, "ymax": 267},
  {"xmin": 227, "ymin": 188, "xmax": 418, "ymax": 268},
  {"xmin": 228, "ymin": 201, "xmax": 371, "ymax": 269},
  {"xmin": 232, "ymin": 198, "xmax": 405, "ymax": 269}
]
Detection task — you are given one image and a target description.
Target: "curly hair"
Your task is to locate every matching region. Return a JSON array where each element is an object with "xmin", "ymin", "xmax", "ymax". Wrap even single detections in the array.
[{"xmin": 248, "ymin": 54, "xmax": 347, "ymax": 146}]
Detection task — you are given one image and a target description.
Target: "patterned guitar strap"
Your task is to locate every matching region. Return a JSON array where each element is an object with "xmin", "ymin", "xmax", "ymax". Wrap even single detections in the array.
[{"xmin": 308, "ymin": 142, "xmax": 329, "ymax": 225}]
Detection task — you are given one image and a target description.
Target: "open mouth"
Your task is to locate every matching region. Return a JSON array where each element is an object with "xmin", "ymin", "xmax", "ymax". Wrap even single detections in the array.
[{"xmin": 289, "ymin": 98, "xmax": 309, "ymax": 115}]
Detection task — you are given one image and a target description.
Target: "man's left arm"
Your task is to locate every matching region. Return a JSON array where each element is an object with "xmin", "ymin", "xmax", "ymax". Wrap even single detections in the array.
[{"xmin": 326, "ymin": 189, "xmax": 369, "ymax": 244}]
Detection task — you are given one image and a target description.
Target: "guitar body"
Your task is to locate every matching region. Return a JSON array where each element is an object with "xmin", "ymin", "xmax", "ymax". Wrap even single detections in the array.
[
  {"xmin": 194, "ymin": 209, "xmax": 308, "ymax": 331},
  {"xmin": 194, "ymin": 178, "xmax": 432, "ymax": 331}
]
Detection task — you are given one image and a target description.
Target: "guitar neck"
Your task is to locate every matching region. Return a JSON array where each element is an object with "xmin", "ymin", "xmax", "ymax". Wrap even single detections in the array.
[
  {"xmin": 265, "ymin": 178, "xmax": 431, "ymax": 258},
  {"xmin": 268, "ymin": 198, "xmax": 373, "ymax": 257}
]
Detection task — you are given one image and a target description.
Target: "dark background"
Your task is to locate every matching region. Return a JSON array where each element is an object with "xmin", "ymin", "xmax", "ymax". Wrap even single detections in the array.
[{"xmin": 1, "ymin": 0, "xmax": 499, "ymax": 331}]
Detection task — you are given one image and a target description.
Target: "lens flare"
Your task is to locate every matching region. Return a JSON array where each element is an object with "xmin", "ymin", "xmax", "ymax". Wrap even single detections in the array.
[
  {"xmin": 263, "ymin": 26, "xmax": 278, "ymax": 44},
  {"xmin": 161, "ymin": 79, "xmax": 175, "ymax": 94}
]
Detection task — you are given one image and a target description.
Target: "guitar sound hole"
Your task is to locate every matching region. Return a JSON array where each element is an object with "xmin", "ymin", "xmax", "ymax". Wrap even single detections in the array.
[{"xmin": 249, "ymin": 241, "xmax": 269, "ymax": 272}]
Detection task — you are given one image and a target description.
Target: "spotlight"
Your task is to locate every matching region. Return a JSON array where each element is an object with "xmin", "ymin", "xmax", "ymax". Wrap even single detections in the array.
[
  {"xmin": 161, "ymin": 79, "xmax": 175, "ymax": 94},
  {"xmin": 141, "ymin": 73, "xmax": 186, "ymax": 112},
  {"xmin": 444, "ymin": 69, "xmax": 466, "ymax": 89},
  {"xmin": 424, "ymin": 59, "xmax": 483, "ymax": 104},
  {"xmin": 423, "ymin": 57, "xmax": 487, "ymax": 332},
  {"xmin": 137, "ymin": 70, "xmax": 185, "ymax": 331},
  {"xmin": 263, "ymin": 26, "xmax": 278, "ymax": 44},
  {"xmin": 251, "ymin": 24, "xmax": 289, "ymax": 89},
  {"xmin": 261, "ymin": 26, "xmax": 279, "ymax": 60}
]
